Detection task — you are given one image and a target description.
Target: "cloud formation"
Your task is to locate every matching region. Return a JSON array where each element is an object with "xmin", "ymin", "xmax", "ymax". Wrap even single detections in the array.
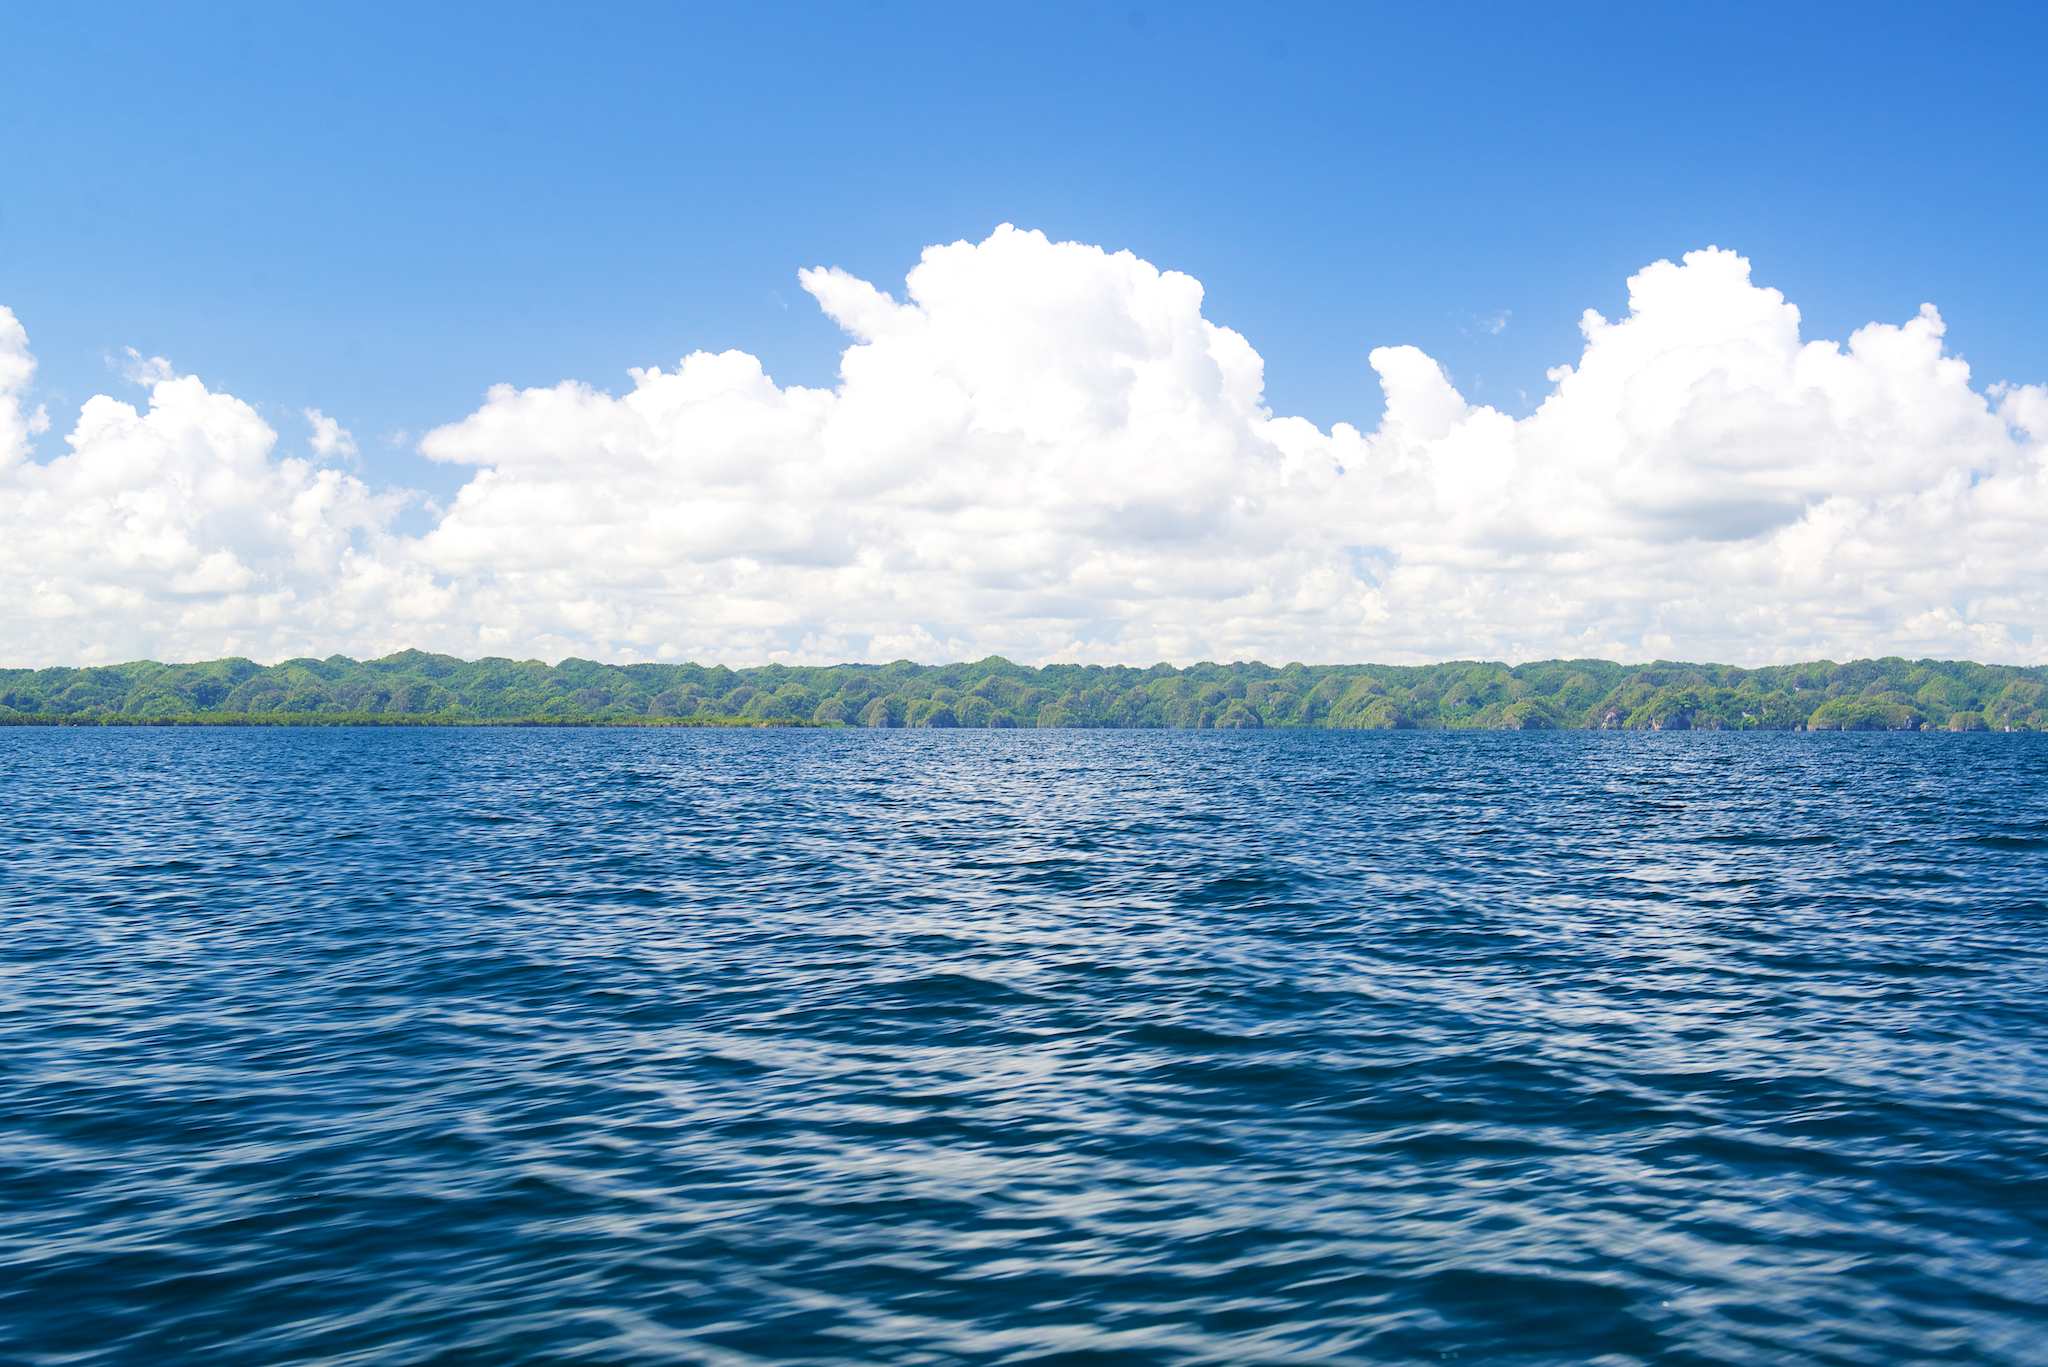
[
  {"xmin": 2, "ymin": 229, "xmax": 2044, "ymax": 666},
  {"xmin": 303, "ymin": 409, "xmax": 360, "ymax": 466}
]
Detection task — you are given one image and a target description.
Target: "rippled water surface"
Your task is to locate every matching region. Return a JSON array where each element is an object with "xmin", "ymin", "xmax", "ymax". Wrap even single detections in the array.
[{"xmin": 3, "ymin": 729, "xmax": 2046, "ymax": 1365}]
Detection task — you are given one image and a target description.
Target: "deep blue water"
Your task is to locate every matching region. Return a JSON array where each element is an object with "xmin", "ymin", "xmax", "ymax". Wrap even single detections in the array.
[{"xmin": 2, "ymin": 729, "xmax": 2045, "ymax": 1365}]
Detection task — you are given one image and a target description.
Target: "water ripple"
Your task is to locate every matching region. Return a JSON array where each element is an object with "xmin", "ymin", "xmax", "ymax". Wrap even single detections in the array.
[{"xmin": 1, "ymin": 729, "xmax": 2044, "ymax": 1364}]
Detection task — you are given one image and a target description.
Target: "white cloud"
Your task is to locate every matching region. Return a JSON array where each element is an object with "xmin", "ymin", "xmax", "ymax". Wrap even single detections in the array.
[
  {"xmin": 0, "ymin": 350, "xmax": 421, "ymax": 664},
  {"xmin": 304, "ymin": 408, "xmax": 360, "ymax": 465},
  {"xmin": 0, "ymin": 306, "xmax": 40, "ymax": 472},
  {"xmin": 117, "ymin": 346, "xmax": 176, "ymax": 387},
  {"xmin": 2, "ymin": 228, "xmax": 2046, "ymax": 666}
]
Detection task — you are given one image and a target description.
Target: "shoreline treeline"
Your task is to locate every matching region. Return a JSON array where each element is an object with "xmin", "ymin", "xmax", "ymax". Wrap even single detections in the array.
[{"xmin": 3, "ymin": 652, "xmax": 2045, "ymax": 731}]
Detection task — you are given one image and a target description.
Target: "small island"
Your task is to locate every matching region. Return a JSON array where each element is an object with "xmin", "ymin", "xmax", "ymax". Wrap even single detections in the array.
[{"xmin": 2, "ymin": 652, "xmax": 2043, "ymax": 731}]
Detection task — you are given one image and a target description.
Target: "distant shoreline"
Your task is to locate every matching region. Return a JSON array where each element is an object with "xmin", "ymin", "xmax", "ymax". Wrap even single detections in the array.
[
  {"xmin": 1, "ymin": 717, "xmax": 2036, "ymax": 733},
  {"xmin": 5, "ymin": 652, "xmax": 2044, "ymax": 732}
]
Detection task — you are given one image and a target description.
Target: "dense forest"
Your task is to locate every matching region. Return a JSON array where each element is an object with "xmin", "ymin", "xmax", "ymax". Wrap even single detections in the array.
[{"xmin": 2, "ymin": 651, "xmax": 2045, "ymax": 731}]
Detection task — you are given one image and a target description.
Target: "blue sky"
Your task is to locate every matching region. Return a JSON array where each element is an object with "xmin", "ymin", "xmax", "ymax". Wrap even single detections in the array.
[
  {"xmin": 3, "ymin": 2, "xmax": 2047, "ymax": 668},
  {"xmin": 4, "ymin": 1, "xmax": 2043, "ymax": 499}
]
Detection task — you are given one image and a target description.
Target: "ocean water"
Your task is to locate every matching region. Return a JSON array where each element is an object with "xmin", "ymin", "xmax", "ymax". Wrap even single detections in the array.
[{"xmin": 2, "ymin": 729, "xmax": 2044, "ymax": 1366}]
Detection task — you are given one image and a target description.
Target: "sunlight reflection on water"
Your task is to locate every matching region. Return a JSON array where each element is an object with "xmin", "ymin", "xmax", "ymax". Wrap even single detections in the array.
[{"xmin": 1, "ymin": 728, "xmax": 2044, "ymax": 1364}]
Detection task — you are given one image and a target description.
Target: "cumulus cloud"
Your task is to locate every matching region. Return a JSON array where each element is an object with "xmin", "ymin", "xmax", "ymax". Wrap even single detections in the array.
[
  {"xmin": 304, "ymin": 408, "xmax": 360, "ymax": 466},
  {"xmin": 1, "ymin": 228, "xmax": 2044, "ymax": 666},
  {"xmin": 0, "ymin": 342, "xmax": 424, "ymax": 664},
  {"xmin": 0, "ymin": 307, "xmax": 48, "ymax": 472},
  {"xmin": 116, "ymin": 347, "xmax": 176, "ymax": 388}
]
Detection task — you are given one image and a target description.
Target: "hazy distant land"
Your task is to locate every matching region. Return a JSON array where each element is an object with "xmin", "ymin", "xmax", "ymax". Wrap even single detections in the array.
[{"xmin": 2, "ymin": 652, "xmax": 2045, "ymax": 731}]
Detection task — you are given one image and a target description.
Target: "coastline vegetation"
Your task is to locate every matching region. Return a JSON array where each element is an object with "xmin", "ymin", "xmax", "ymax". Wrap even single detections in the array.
[{"xmin": 2, "ymin": 651, "xmax": 2044, "ymax": 731}]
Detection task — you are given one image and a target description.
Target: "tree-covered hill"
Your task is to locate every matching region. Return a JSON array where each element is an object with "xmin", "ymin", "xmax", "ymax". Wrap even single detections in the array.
[{"xmin": 2, "ymin": 651, "xmax": 2045, "ymax": 730}]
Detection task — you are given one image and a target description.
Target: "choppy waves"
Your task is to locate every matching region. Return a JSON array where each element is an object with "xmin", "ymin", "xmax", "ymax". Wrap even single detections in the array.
[{"xmin": 2, "ymin": 729, "xmax": 2045, "ymax": 1363}]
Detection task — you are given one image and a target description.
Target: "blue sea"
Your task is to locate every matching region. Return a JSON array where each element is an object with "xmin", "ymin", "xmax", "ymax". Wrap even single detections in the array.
[{"xmin": 2, "ymin": 729, "xmax": 2045, "ymax": 1365}]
